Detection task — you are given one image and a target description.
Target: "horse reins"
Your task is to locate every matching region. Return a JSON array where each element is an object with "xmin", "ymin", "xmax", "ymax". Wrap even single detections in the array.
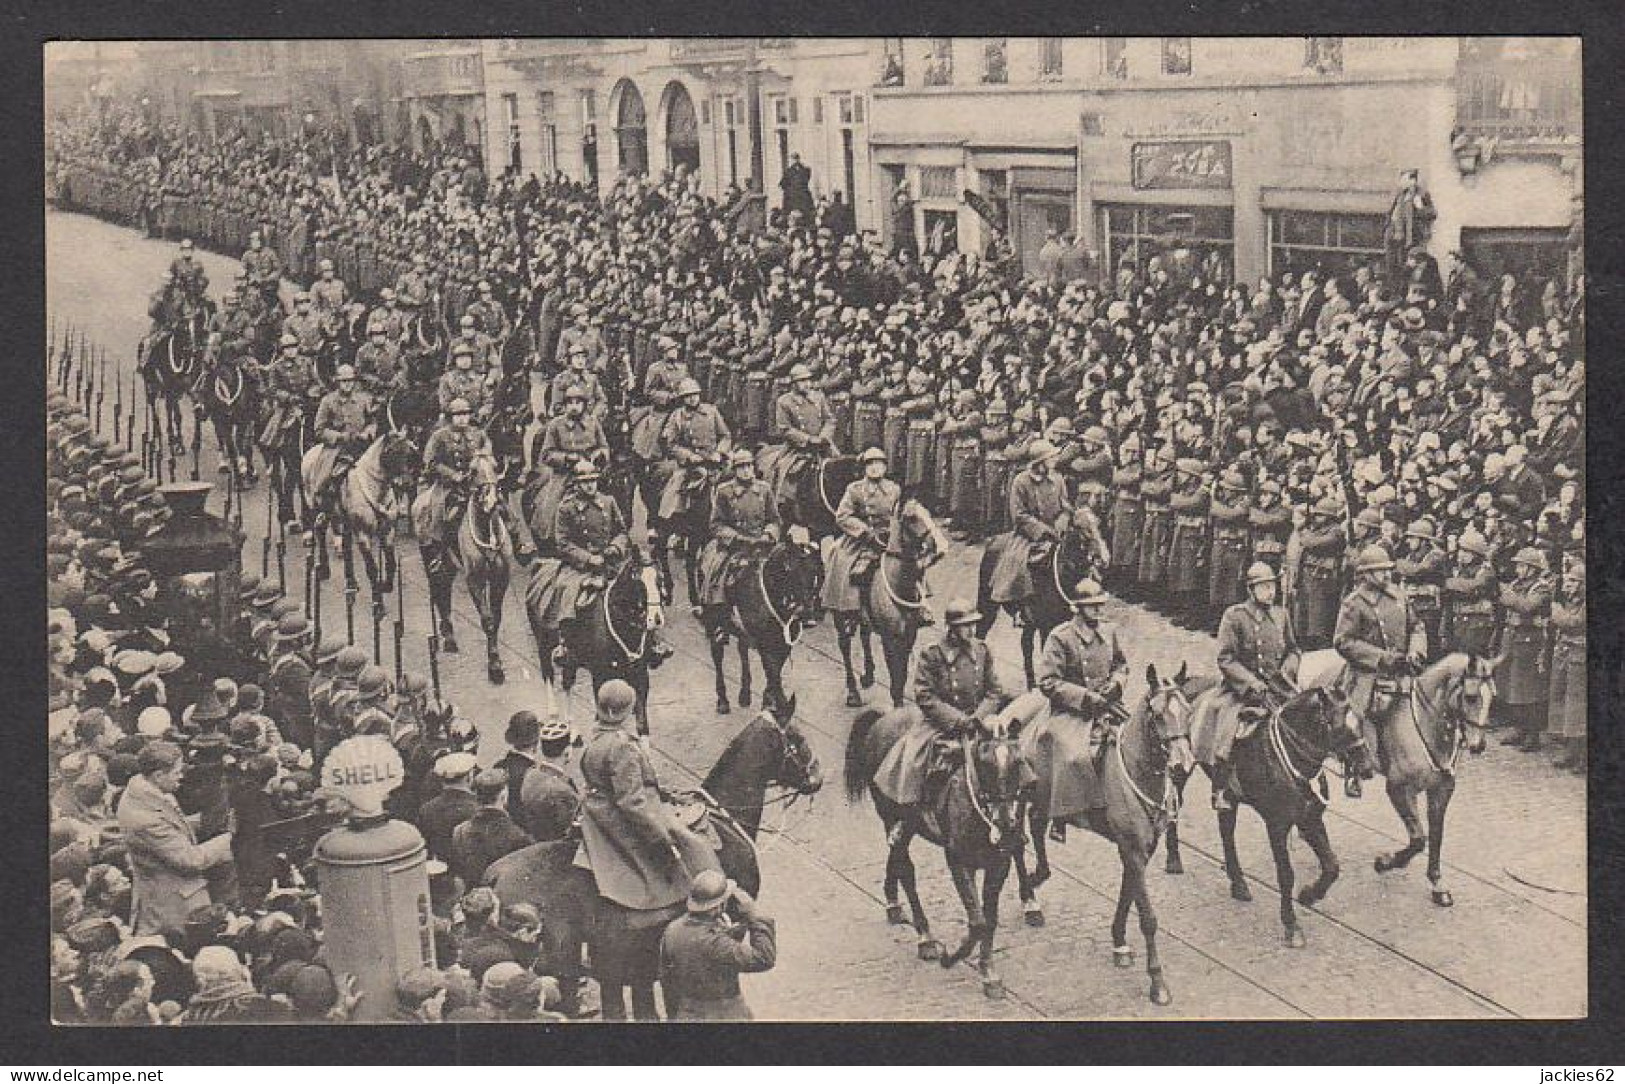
[
  {"xmin": 1118, "ymin": 701, "xmax": 1182, "ymax": 821},
  {"xmin": 602, "ymin": 561, "xmax": 650, "ymax": 662},
  {"xmin": 1268, "ymin": 703, "xmax": 1331, "ymax": 807},
  {"xmin": 756, "ymin": 547, "xmax": 806, "ymax": 649}
]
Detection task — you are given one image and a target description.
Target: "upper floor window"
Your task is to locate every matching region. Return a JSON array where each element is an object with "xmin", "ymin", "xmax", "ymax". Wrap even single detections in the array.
[
  {"xmin": 1039, "ymin": 39, "xmax": 1064, "ymax": 80},
  {"xmin": 924, "ymin": 39, "xmax": 954, "ymax": 87},
  {"xmin": 1102, "ymin": 38, "xmax": 1128, "ymax": 79},
  {"xmin": 1304, "ymin": 37, "xmax": 1344, "ymax": 74},
  {"xmin": 879, "ymin": 38, "xmax": 905, "ymax": 86},
  {"xmin": 918, "ymin": 165, "xmax": 959, "ymax": 199},
  {"xmin": 1161, "ymin": 38, "xmax": 1191, "ymax": 76},
  {"xmin": 982, "ymin": 38, "xmax": 1009, "ymax": 84}
]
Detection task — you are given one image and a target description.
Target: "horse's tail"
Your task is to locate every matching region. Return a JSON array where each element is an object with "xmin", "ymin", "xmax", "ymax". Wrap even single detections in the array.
[{"xmin": 844, "ymin": 708, "xmax": 885, "ymax": 804}]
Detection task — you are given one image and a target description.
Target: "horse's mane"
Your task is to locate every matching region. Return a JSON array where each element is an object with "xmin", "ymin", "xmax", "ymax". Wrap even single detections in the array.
[{"xmin": 702, "ymin": 711, "xmax": 773, "ymax": 794}]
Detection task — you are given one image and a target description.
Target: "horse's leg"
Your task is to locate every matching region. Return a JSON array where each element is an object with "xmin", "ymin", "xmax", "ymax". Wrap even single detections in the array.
[
  {"xmin": 882, "ymin": 824, "xmax": 907, "ymax": 924},
  {"xmin": 630, "ymin": 665, "xmax": 651, "ymax": 737},
  {"xmin": 1375, "ymin": 779, "xmax": 1426, "ymax": 873},
  {"xmin": 858, "ymin": 618, "xmax": 877, "ymax": 689},
  {"xmin": 1111, "ymin": 850, "xmax": 1137, "ymax": 968},
  {"xmin": 1218, "ymin": 804, "xmax": 1251, "ymax": 902},
  {"xmin": 1012, "ymin": 826, "xmax": 1042, "ymax": 927},
  {"xmin": 941, "ymin": 861, "xmax": 988, "ymax": 972},
  {"xmin": 483, "ymin": 572, "xmax": 508, "ymax": 685},
  {"xmin": 892, "ymin": 823, "xmax": 938, "ymax": 959},
  {"xmin": 1267, "ymin": 820, "xmax": 1306, "ymax": 947},
  {"xmin": 1164, "ymin": 771, "xmax": 1189, "ymax": 875},
  {"xmin": 709, "ymin": 623, "xmax": 731, "ymax": 716},
  {"xmin": 1125, "ymin": 842, "xmax": 1171, "ymax": 1005},
  {"xmin": 736, "ymin": 635, "xmax": 753, "ymax": 709},
  {"xmin": 976, "ymin": 858, "xmax": 1011, "ymax": 998},
  {"xmin": 1028, "ymin": 806, "xmax": 1052, "ymax": 888},
  {"xmin": 836, "ymin": 614, "xmax": 863, "ymax": 708},
  {"xmin": 1425, "ymin": 774, "xmax": 1457, "ymax": 907},
  {"xmin": 1295, "ymin": 808, "xmax": 1341, "ymax": 908},
  {"xmin": 630, "ymin": 981, "xmax": 659, "ymax": 1023},
  {"xmin": 1021, "ymin": 623, "xmax": 1038, "ymax": 690},
  {"xmin": 599, "ymin": 981, "xmax": 628, "ymax": 1023},
  {"xmin": 762, "ymin": 649, "xmax": 788, "ymax": 715},
  {"xmin": 884, "ymin": 633, "xmax": 909, "ymax": 710}
]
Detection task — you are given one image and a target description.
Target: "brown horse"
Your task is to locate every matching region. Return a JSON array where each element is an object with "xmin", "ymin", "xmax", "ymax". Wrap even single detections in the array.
[
  {"xmin": 450, "ymin": 452, "xmax": 514, "ymax": 684},
  {"xmin": 1297, "ymin": 650, "xmax": 1495, "ymax": 907},
  {"xmin": 843, "ymin": 703, "xmax": 1034, "ymax": 999},
  {"xmin": 1161, "ymin": 673, "xmax": 1373, "ymax": 946},
  {"xmin": 1007, "ymin": 670, "xmax": 1196, "ymax": 1005}
]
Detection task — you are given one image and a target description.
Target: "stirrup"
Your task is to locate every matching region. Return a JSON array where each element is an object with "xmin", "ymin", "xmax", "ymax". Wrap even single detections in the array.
[{"xmin": 1343, "ymin": 775, "xmax": 1362, "ymax": 799}]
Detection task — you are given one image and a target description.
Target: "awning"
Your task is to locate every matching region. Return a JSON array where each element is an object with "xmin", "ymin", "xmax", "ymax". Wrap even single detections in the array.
[
  {"xmin": 1089, "ymin": 182, "xmax": 1233, "ymax": 208},
  {"xmin": 1260, "ymin": 186, "xmax": 1391, "ymax": 215}
]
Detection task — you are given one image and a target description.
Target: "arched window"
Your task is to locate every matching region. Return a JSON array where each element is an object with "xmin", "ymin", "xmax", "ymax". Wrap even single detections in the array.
[
  {"xmin": 613, "ymin": 79, "xmax": 648, "ymax": 175},
  {"xmin": 663, "ymin": 82, "xmax": 700, "ymax": 174}
]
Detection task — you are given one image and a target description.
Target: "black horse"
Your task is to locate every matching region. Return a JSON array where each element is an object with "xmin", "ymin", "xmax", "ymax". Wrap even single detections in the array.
[
  {"xmin": 197, "ymin": 351, "xmax": 262, "ymax": 485},
  {"xmin": 702, "ymin": 538, "xmax": 825, "ymax": 717},
  {"xmin": 140, "ymin": 312, "xmax": 206, "ymax": 460},
  {"xmin": 778, "ymin": 453, "xmax": 862, "ymax": 542},
  {"xmin": 976, "ymin": 513, "xmax": 1110, "ymax": 689}
]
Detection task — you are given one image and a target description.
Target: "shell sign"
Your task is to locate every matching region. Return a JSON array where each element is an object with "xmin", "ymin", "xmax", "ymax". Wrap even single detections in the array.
[{"xmin": 321, "ymin": 735, "xmax": 406, "ymax": 818}]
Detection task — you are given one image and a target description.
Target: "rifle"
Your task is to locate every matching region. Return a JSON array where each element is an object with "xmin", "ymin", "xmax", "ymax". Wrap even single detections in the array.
[
  {"xmin": 426, "ymin": 590, "xmax": 443, "ymax": 705},
  {"xmin": 113, "ymin": 363, "xmax": 124, "ymax": 445},
  {"xmin": 95, "ymin": 349, "xmax": 107, "ymax": 435},
  {"xmin": 393, "ymin": 533, "xmax": 406, "ymax": 685}
]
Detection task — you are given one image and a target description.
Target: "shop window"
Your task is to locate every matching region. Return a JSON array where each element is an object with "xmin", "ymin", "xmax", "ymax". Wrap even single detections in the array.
[
  {"xmin": 918, "ymin": 165, "xmax": 959, "ymax": 200},
  {"xmin": 1304, "ymin": 37, "xmax": 1344, "ymax": 74},
  {"xmin": 924, "ymin": 39, "xmax": 954, "ymax": 87},
  {"xmin": 1266, "ymin": 209, "xmax": 1385, "ymax": 277},
  {"xmin": 813, "ymin": 98, "xmax": 823, "ymax": 124},
  {"xmin": 1100, "ymin": 203, "xmax": 1234, "ymax": 280},
  {"xmin": 1102, "ymin": 38, "xmax": 1128, "ymax": 79},
  {"xmin": 983, "ymin": 38, "xmax": 1009, "ymax": 84},
  {"xmin": 1161, "ymin": 38, "xmax": 1192, "ymax": 76},
  {"xmin": 1039, "ymin": 40, "xmax": 1064, "ymax": 81}
]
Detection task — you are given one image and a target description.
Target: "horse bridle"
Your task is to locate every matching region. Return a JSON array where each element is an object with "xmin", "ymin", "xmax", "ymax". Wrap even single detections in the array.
[{"xmin": 758, "ymin": 542, "xmax": 817, "ymax": 648}]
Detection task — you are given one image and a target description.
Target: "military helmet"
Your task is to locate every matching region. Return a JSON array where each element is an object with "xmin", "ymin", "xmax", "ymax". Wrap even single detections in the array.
[
  {"xmin": 1047, "ymin": 416, "xmax": 1076, "ymax": 438},
  {"xmin": 943, "ymin": 598, "xmax": 983, "ymax": 626},
  {"xmin": 597, "ymin": 679, "xmax": 637, "ymax": 722},
  {"xmin": 730, "ymin": 448, "xmax": 756, "ymax": 468},
  {"xmin": 571, "ymin": 459, "xmax": 601, "ymax": 481},
  {"xmin": 335, "ymin": 364, "xmax": 357, "ymax": 381},
  {"xmin": 336, "ymin": 645, "xmax": 370, "ymax": 676},
  {"xmin": 788, "ymin": 363, "xmax": 815, "ymax": 382},
  {"xmin": 561, "ymin": 384, "xmax": 588, "ymax": 401},
  {"xmin": 1027, "ymin": 439, "xmax": 1061, "ymax": 465},
  {"xmin": 1355, "ymin": 544, "xmax": 1395, "ymax": 573},
  {"xmin": 447, "ymin": 397, "xmax": 473, "ymax": 415},
  {"xmin": 279, "ymin": 334, "xmax": 299, "ymax": 349},
  {"xmin": 1457, "ymin": 529, "xmax": 1492, "ymax": 560},
  {"xmin": 859, "ymin": 447, "xmax": 887, "ymax": 465},
  {"xmin": 1081, "ymin": 424, "xmax": 1110, "ymax": 447},
  {"xmin": 1070, "ymin": 578, "xmax": 1110, "ymax": 607},
  {"xmin": 1405, "ymin": 516, "xmax": 1437, "ymax": 542},
  {"xmin": 1313, "ymin": 497, "xmax": 1345, "ymax": 520},
  {"xmin": 677, "ymin": 378, "xmax": 703, "ymax": 398},
  {"xmin": 1245, "ymin": 562, "xmax": 1279, "ymax": 588},
  {"xmin": 1513, "ymin": 546, "xmax": 1548, "ymax": 573}
]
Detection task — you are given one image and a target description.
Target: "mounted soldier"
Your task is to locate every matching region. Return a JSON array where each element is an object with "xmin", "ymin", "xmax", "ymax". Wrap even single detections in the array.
[
  {"xmin": 526, "ymin": 459, "xmax": 631, "ymax": 656},
  {"xmin": 987, "ymin": 440, "xmax": 1076, "ymax": 610},
  {"xmin": 354, "ymin": 324, "xmax": 402, "ymax": 392},
  {"xmin": 1201, "ymin": 562, "xmax": 1301, "ymax": 811},
  {"xmin": 871, "ymin": 599, "xmax": 1013, "ymax": 843},
  {"xmin": 1021, "ymin": 578, "xmax": 1128, "ymax": 841},
  {"xmin": 631, "ymin": 336, "xmax": 691, "ymax": 463},
  {"xmin": 282, "ymin": 292, "xmax": 325, "ymax": 359},
  {"xmin": 550, "ymin": 342, "xmax": 608, "ymax": 421},
  {"xmin": 464, "ymin": 280, "xmax": 510, "ymax": 342},
  {"xmin": 697, "ymin": 448, "xmax": 781, "ymax": 629},
  {"xmin": 526, "ymin": 384, "xmax": 608, "ymax": 553},
  {"xmin": 412, "ymin": 398, "xmax": 491, "ymax": 549},
  {"xmin": 310, "ymin": 258, "xmax": 349, "ymax": 338},
  {"xmin": 760, "ymin": 364, "xmax": 838, "ymax": 512},
  {"xmin": 241, "ymin": 230, "xmax": 283, "ymax": 311},
  {"xmin": 823, "ymin": 447, "xmax": 900, "ymax": 619},
  {"xmin": 168, "ymin": 239, "xmax": 209, "ymax": 311},
  {"xmin": 438, "ymin": 343, "xmax": 491, "ymax": 422},
  {"xmin": 453, "ymin": 312, "xmax": 500, "ymax": 375},
  {"xmin": 658, "ymin": 378, "xmax": 732, "ymax": 523},
  {"xmin": 1332, "ymin": 544, "xmax": 1428, "ymax": 797},
  {"xmin": 261, "ymin": 334, "xmax": 319, "ymax": 532},
  {"xmin": 306, "ymin": 365, "xmax": 376, "ymax": 519}
]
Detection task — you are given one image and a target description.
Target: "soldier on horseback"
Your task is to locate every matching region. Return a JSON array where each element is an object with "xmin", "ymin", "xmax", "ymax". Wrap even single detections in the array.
[
  {"xmin": 241, "ymin": 230, "xmax": 282, "ymax": 311},
  {"xmin": 308, "ymin": 365, "xmax": 376, "ymax": 522},
  {"xmin": 527, "ymin": 384, "xmax": 609, "ymax": 552},
  {"xmin": 438, "ymin": 343, "xmax": 490, "ymax": 421},
  {"xmin": 987, "ymin": 440, "xmax": 1073, "ymax": 611},
  {"xmin": 1206, "ymin": 562, "xmax": 1301, "ymax": 811},
  {"xmin": 464, "ymin": 280, "xmax": 510, "ymax": 341},
  {"xmin": 823, "ymin": 447, "xmax": 899, "ymax": 618},
  {"xmin": 354, "ymin": 324, "xmax": 403, "ymax": 392},
  {"xmin": 262, "ymin": 334, "xmax": 319, "ymax": 532},
  {"xmin": 1024, "ymin": 578, "xmax": 1128, "ymax": 841},
  {"xmin": 167, "ymin": 238, "xmax": 209, "ymax": 310},
  {"xmin": 1333, "ymin": 544, "xmax": 1428, "ymax": 797},
  {"xmin": 310, "ymin": 259, "xmax": 349, "ymax": 338},
  {"xmin": 453, "ymin": 312, "xmax": 500, "ymax": 375},
  {"xmin": 527, "ymin": 459, "xmax": 632, "ymax": 661},
  {"xmin": 146, "ymin": 269, "xmax": 181, "ymax": 342},
  {"xmin": 658, "ymin": 378, "xmax": 731, "ymax": 523},
  {"xmin": 414, "ymin": 398, "xmax": 491, "ymax": 547},
  {"xmin": 282, "ymin": 292, "xmax": 325, "ymax": 359},
  {"xmin": 698, "ymin": 449, "xmax": 781, "ymax": 630},
  {"xmin": 550, "ymin": 343, "xmax": 608, "ymax": 422},
  {"xmin": 631, "ymin": 336, "xmax": 691, "ymax": 464},
  {"xmin": 763, "ymin": 364, "xmax": 838, "ymax": 510},
  {"xmin": 871, "ymin": 599, "xmax": 1012, "ymax": 844}
]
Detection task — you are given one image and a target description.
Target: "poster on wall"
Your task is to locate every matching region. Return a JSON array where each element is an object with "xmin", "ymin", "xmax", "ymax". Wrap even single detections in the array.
[{"xmin": 1131, "ymin": 140, "xmax": 1233, "ymax": 189}]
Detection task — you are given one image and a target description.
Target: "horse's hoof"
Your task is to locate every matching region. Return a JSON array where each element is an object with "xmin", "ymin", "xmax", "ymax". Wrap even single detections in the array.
[
  {"xmin": 489, "ymin": 665, "xmax": 506, "ymax": 685},
  {"xmin": 1149, "ymin": 981, "xmax": 1173, "ymax": 1006},
  {"xmin": 217, "ymin": 462, "xmax": 230, "ymax": 474},
  {"xmin": 1024, "ymin": 907, "xmax": 1046, "ymax": 928},
  {"xmin": 885, "ymin": 904, "xmax": 907, "ymax": 926},
  {"xmin": 917, "ymin": 939, "xmax": 942, "ymax": 961},
  {"xmin": 1284, "ymin": 926, "xmax": 1307, "ymax": 949},
  {"xmin": 1432, "ymin": 889, "xmax": 1455, "ymax": 908},
  {"xmin": 860, "ymin": 669, "xmax": 876, "ymax": 689},
  {"xmin": 716, "ymin": 699, "xmax": 731, "ymax": 716},
  {"xmin": 845, "ymin": 688, "xmax": 864, "ymax": 708},
  {"xmin": 738, "ymin": 689, "xmax": 751, "ymax": 708},
  {"xmin": 982, "ymin": 978, "xmax": 1007, "ymax": 1000},
  {"xmin": 443, "ymin": 637, "xmax": 460, "ymax": 655},
  {"xmin": 1030, "ymin": 865, "xmax": 1051, "ymax": 891},
  {"xmin": 1165, "ymin": 855, "xmax": 1185, "ymax": 876},
  {"xmin": 1374, "ymin": 855, "xmax": 1394, "ymax": 874},
  {"xmin": 1230, "ymin": 881, "xmax": 1253, "ymax": 903},
  {"xmin": 1113, "ymin": 947, "xmax": 1135, "ymax": 969},
  {"xmin": 1297, "ymin": 887, "xmax": 1321, "ymax": 907}
]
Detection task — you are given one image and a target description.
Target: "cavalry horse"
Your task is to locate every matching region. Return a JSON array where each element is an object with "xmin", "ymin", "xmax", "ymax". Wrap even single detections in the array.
[
  {"xmin": 1006, "ymin": 669, "xmax": 1197, "ymax": 1005},
  {"xmin": 299, "ymin": 431, "xmax": 419, "ymax": 598},
  {"xmin": 421, "ymin": 451, "xmax": 514, "ymax": 685},
  {"xmin": 526, "ymin": 552, "xmax": 668, "ymax": 736},
  {"xmin": 976, "ymin": 512, "xmax": 1111, "ymax": 689},
  {"xmin": 834, "ymin": 495, "xmax": 948, "ymax": 710},
  {"xmin": 197, "ymin": 351, "xmax": 261, "ymax": 485},
  {"xmin": 777, "ymin": 451, "xmax": 862, "ymax": 542},
  {"xmin": 844, "ymin": 703, "xmax": 1034, "ymax": 999},
  {"xmin": 702, "ymin": 538, "xmax": 825, "ymax": 717},
  {"xmin": 487, "ymin": 695, "xmax": 822, "ymax": 1021},
  {"xmin": 1297, "ymin": 650, "xmax": 1495, "ymax": 907},
  {"xmin": 649, "ymin": 461, "xmax": 720, "ymax": 609},
  {"xmin": 140, "ymin": 311, "xmax": 206, "ymax": 461},
  {"xmin": 1159, "ymin": 669, "xmax": 1374, "ymax": 946}
]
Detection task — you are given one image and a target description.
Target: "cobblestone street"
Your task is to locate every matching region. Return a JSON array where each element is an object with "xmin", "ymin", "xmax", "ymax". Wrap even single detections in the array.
[{"xmin": 48, "ymin": 209, "xmax": 1587, "ymax": 1020}]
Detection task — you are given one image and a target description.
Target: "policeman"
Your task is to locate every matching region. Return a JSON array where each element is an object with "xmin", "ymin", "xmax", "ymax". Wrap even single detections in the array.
[
  {"xmin": 698, "ymin": 449, "xmax": 780, "ymax": 630},
  {"xmin": 824, "ymin": 448, "xmax": 902, "ymax": 664},
  {"xmin": 438, "ymin": 343, "xmax": 489, "ymax": 420},
  {"xmin": 1333, "ymin": 544, "xmax": 1427, "ymax": 796},
  {"xmin": 1395, "ymin": 516, "xmax": 1448, "ymax": 658},
  {"xmin": 658, "ymin": 378, "xmax": 732, "ymax": 522},
  {"xmin": 1030, "ymin": 578, "xmax": 1128, "ymax": 839},
  {"xmin": 872, "ymin": 598, "xmax": 1010, "ymax": 838},
  {"xmin": 1210, "ymin": 563, "xmax": 1301, "ymax": 810},
  {"xmin": 1167, "ymin": 457, "xmax": 1213, "ymax": 627},
  {"xmin": 1439, "ymin": 528, "xmax": 1498, "ymax": 657}
]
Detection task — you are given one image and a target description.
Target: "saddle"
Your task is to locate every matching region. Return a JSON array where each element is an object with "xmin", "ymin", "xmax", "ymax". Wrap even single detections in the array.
[
  {"xmin": 575, "ymin": 574, "xmax": 608, "ymax": 613},
  {"xmin": 784, "ymin": 451, "xmax": 818, "ymax": 484}
]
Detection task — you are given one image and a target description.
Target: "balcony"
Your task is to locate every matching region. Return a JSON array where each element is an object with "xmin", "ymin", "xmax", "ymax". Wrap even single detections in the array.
[
  {"xmin": 1455, "ymin": 41, "xmax": 1579, "ymax": 144},
  {"xmin": 402, "ymin": 50, "xmax": 484, "ymax": 99}
]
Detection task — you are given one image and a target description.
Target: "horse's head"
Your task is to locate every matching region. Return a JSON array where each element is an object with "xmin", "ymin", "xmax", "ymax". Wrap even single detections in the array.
[
  {"xmin": 1432, "ymin": 652, "xmax": 1498, "ymax": 757},
  {"xmin": 378, "ymin": 431, "xmax": 419, "ymax": 491},
  {"xmin": 635, "ymin": 556, "xmax": 667, "ymax": 632},
  {"xmin": 763, "ymin": 693, "xmax": 823, "ymax": 796},
  {"xmin": 1144, "ymin": 662, "xmax": 1197, "ymax": 777},
  {"xmin": 774, "ymin": 537, "xmax": 826, "ymax": 617},
  {"xmin": 967, "ymin": 733, "xmax": 1031, "ymax": 850},
  {"xmin": 468, "ymin": 452, "xmax": 502, "ymax": 513},
  {"xmin": 1280, "ymin": 684, "xmax": 1372, "ymax": 778},
  {"xmin": 894, "ymin": 495, "xmax": 947, "ymax": 570}
]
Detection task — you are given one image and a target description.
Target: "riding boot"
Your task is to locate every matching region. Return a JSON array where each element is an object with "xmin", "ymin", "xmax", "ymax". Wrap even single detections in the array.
[
  {"xmin": 1211, "ymin": 757, "xmax": 1236, "ymax": 811},
  {"xmin": 1343, "ymin": 773, "xmax": 1362, "ymax": 799},
  {"xmin": 1048, "ymin": 821, "xmax": 1067, "ymax": 844},
  {"xmin": 648, "ymin": 629, "xmax": 674, "ymax": 668}
]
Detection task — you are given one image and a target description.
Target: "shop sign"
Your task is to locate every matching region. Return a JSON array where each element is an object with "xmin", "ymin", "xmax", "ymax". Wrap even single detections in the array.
[{"xmin": 1132, "ymin": 141, "xmax": 1233, "ymax": 190}]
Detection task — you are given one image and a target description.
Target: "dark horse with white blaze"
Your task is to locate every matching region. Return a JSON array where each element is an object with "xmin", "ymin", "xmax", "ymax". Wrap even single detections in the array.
[
  {"xmin": 526, "ymin": 552, "xmax": 668, "ymax": 736},
  {"xmin": 197, "ymin": 351, "xmax": 262, "ymax": 484},
  {"xmin": 1157, "ymin": 668, "xmax": 1373, "ymax": 946},
  {"xmin": 844, "ymin": 702, "xmax": 1034, "ymax": 998},
  {"xmin": 702, "ymin": 538, "xmax": 825, "ymax": 717},
  {"xmin": 140, "ymin": 311, "xmax": 206, "ymax": 460},
  {"xmin": 1296, "ymin": 649, "xmax": 1495, "ymax": 907},
  {"xmin": 834, "ymin": 495, "xmax": 948, "ymax": 710},
  {"xmin": 420, "ymin": 451, "xmax": 514, "ymax": 685},
  {"xmin": 976, "ymin": 512, "xmax": 1110, "ymax": 688},
  {"xmin": 486, "ymin": 696, "xmax": 822, "ymax": 1020},
  {"xmin": 1005, "ymin": 669, "xmax": 1197, "ymax": 1005}
]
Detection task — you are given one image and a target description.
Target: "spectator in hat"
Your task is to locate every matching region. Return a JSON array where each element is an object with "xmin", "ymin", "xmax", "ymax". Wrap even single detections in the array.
[
  {"xmin": 516, "ymin": 715, "xmax": 581, "ymax": 843},
  {"xmin": 448, "ymin": 768, "xmax": 533, "ymax": 888},
  {"xmin": 116, "ymin": 740, "xmax": 235, "ymax": 936},
  {"xmin": 418, "ymin": 752, "xmax": 480, "ymax": 862},
  {"xmin": 494, "ymin": 710, "xmax": 541, "ymax": 816}
]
